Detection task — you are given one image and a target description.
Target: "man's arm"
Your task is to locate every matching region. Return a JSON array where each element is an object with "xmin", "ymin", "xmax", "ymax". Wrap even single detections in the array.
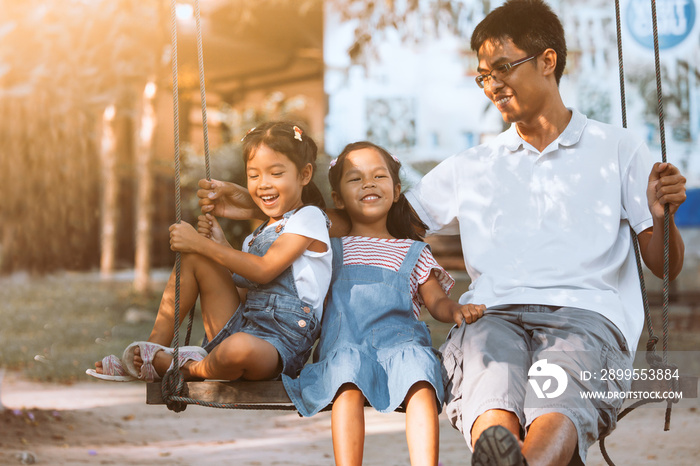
[
  {"xmin": 197, "ymin": 179, "xmax": 266, "ymax": 221},
  {"xmin": 198, "ymin": 178, "xmax": 354, "ymax": 237},
  {"xmin": 637, "ymin": 162, "xmax": 686, "ymax": 280}
]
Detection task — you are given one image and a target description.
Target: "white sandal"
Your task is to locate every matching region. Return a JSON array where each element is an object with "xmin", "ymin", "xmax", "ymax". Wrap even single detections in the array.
[
  {"xmin": 122, "ymin": 341, "xmax": 173, "ymax": 382},
  {"xmin": 86, "ymin": 354, "xmax": 137, "ymax": 382}
]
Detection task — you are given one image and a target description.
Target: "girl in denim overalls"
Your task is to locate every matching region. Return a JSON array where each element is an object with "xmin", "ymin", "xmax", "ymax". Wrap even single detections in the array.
[
  {"xmin": 283, "ymin": 142, "xmax": 486, "ymax": 466},
  {"xmin": 89, "ymin": 122, "xmax": 331, "ymax": 383}
]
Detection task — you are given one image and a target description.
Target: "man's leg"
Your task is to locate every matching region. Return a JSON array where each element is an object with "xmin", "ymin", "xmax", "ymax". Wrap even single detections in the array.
[
  {"xmin": 471, "ymin": 409, "xmax": 521, "ymax": 449},
  {"xmin": 440, "ymin": 308, "xmax": 530, "ymax": 450},
  {"xmin": 522, "ymin": 306, "xmax": 632, "ymax": 465},
  {"xmin": 471, "ymin": 412, "xmax": 577, "ymax": 466},
  {"xmin": 521, "ymin": 413, "xmax": 577, "ymax": 465}
]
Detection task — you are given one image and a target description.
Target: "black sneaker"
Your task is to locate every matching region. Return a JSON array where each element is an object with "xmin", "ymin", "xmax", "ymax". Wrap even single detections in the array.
[{"xmin": 472, "ymin": 425, "xmax": 526, "ymax": 466}]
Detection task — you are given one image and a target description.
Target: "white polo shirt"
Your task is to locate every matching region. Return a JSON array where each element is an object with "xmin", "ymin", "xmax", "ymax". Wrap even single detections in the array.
[{"xmin": 406, "ymin": 109, "xmax": 654, "ymax": 350}]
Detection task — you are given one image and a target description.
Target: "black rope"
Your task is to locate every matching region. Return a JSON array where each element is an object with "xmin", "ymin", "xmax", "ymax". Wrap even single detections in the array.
[
  {"xmin": 614, "ymin": 0, "xmax": 627, "ymax": 129},
  {"xmin": 601, "ymin": 2, "xmax": 677, "ymax": 464},
  {"xmin": 182, "ymin": 0, "xmax": 214, "ymax": 348},
  {"xmin": 162, "ymin": 364, "xmax": 189, "ymax": 413},
  {"xmin": 649, "ymin": 0, "xmax": 671, "ymax": 366},
  {"xmin": 195, "ymin": 0, "xmax": 212, "ymax": 182},
  {"xmin": 168, "ymin": 0, "xmax": 184, "ymax": 395},
  {"xmin": 162, "ymin": 0, "xmax": 293, "ymax": 412},
  {"xmin": 614, "ymin": 0, "xmax": 663, "ymax": 366},
  {"xmin": 649, "ymin": 1, "xmax": 676, "ymax": 433}
]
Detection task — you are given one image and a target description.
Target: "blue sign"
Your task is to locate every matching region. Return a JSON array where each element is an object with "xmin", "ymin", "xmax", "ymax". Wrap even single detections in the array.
[
  {"xmin": 675, "ymin": 188, "xmax": 700, "ymax": 227},
  {"xmin": 627, "ymin": 0, "xmax": 697, "ymax": 49}
]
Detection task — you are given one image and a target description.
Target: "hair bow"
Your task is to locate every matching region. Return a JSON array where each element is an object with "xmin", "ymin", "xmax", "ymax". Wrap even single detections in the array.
[
  {"xmin": 240, "ymin": 127, "xmax": 256, "ymax": 142},
  {"xmin": 293, "ymin": 125, "xmax": 303, "ymax": 141}
]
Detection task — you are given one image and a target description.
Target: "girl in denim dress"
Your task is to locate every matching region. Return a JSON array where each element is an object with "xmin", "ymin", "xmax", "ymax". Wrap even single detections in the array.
[
  {"xmin": 89, "ymin": 122, "xmax": 331, "ymax": 383},
  {"xmin": 283, "ymin": 142, "xmax": 485, "ymax": 466}
]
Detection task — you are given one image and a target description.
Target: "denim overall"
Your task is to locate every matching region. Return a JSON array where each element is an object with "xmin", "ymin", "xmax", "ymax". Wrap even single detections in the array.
[
  {"xmin": 202, "ymin": 209, "xmax": 321, "ymax": 378},
  {"xmin": 283, "ymin": 237, "xmax": 444, "ymax": 416}
]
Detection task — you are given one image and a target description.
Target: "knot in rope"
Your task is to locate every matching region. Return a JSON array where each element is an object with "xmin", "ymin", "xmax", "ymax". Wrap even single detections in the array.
[
  {"xmin": 645, "ymin": 335, "xmax": 659, "ymax": 353},
  {"xmin": 161, "ymin": 367, "xmax": 189, "ymax": 413}
]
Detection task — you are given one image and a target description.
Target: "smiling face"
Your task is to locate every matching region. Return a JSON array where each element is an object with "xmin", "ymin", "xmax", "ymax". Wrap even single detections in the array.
[
  {"xmin": 477, "ymin": 38, "xmax": 549, "ymax": 126},
  {"xmin": 332, "ymin": 148, "xmax": 401, "ymax": 234},
  {"xmin": 246, "ymin": 143, "xmax": 311, "ymax": 222}
]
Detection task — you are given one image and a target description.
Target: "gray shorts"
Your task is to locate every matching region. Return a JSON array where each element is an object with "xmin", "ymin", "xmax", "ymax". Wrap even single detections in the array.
[{"xmin": 440, "ymin": 305, "xmax": 632, "ymax": 464}]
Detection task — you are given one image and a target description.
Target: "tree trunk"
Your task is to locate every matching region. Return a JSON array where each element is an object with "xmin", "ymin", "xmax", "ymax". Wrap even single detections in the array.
[
  {"xmin": 133, "ymin": 82, "xmax": 157, "ymax": 293},
  {"xmin": 99, "ymin": 105, "xmax": 118, "ymax": 279}
]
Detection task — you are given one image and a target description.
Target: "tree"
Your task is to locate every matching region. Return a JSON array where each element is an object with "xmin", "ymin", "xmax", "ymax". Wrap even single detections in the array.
[
  {"xmin": 0, "ymin": 0, "xmax": 166, "ymax": 277},
  {"xmin": 328, "ymin": 0, "xmax": 491, "ymax": 66},
  {"xmin": 133, "ymin": 82, "xmax": 158, "ymax": 292}
]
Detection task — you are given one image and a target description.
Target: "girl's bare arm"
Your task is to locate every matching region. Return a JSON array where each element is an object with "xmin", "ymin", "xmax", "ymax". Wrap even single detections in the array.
[
  {"xmin": 418, "ymin": 273, "xmax": 485, "ymax": 326},
  {"xmin": 170, "ymin": 221, "xmax": 322, "ymax": 284}
]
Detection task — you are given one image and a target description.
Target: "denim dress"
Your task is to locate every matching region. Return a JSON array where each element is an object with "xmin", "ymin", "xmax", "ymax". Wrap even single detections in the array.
[
  {"xmin": 283, "ymin": 237, "xmax": 444, "ymax": 416},
  {"xmin": 202, "ymin": 209, "xmax": 321, "ymax": 378}
]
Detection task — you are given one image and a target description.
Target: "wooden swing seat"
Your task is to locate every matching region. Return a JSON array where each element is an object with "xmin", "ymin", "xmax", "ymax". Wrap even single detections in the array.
[{"xmin": 146, "ymin": 380, "xmax": 293, "ymax": 407}]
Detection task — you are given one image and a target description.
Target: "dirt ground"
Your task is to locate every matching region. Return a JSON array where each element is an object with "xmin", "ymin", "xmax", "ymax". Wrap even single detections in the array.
[{"xmin": 1, "ymin": 370, "xmax": 699, "ymax": 465}]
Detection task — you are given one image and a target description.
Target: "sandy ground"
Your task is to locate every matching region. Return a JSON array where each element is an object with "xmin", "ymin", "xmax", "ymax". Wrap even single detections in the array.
[{"xmin": 1, "ymin": 371, "xmax": 699, "ymax": 465}]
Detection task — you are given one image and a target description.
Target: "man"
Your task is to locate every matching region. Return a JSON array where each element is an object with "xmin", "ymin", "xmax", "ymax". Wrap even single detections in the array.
[
  {"xmin": 198, "ymin": 1, "xmax": 687, "ymax": 464},
  {"xmin": 403, "ymin": 1, "xmax": 686, "ymax": 464}
]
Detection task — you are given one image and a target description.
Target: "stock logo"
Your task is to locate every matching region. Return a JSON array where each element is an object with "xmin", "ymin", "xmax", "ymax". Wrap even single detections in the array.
[
  {"xmin": 627, "ymin": 0, "xmax": 697, "ymax": 49},
  {"xmin": 528, "ymin": 359, "xmax": 568, "ymax": 399}
]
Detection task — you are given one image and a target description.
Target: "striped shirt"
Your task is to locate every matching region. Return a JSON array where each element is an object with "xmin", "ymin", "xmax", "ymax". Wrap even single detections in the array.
[{"xmin": 341, "ymin": 236, "xmax": 454, "ymax": 318}]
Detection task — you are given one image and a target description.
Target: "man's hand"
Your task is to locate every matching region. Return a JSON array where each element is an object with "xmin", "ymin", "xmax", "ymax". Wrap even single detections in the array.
[
  {"xmin": 647, "ymin": 162, "xmax": 686, "ymax": 220},
  {"xmin": 197, "ymin": 179, "xmax": 264, "ymax": 220},
  {"xmin": 638, "ymin": 162, "xmax": 687, "ymax": 280}
]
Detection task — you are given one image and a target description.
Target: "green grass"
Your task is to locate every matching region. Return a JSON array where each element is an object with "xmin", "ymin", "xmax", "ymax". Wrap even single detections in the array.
[
  {"xmin": 0, "ymin": 270, "xmax": 456, "ymax": 383},
  {"xmin": 0, "ymin": 272, "xmax": 203, "ymax": 382}
]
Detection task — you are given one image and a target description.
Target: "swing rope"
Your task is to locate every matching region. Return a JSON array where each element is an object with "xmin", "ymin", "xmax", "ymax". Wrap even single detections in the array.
[
  {"xmin": 161, "ymin": 0, "xmax": 213, "ymax": 413},
  {"xmin": 599, "ymin": 1, "xmax": 678, "ymax": 464},
  {"xmin": 159, "ymin": 0, "xmax": 299, "ymax": 412},
  {"xmin": 180, "ymin": 0, "xmax": 212, "ymax": 351},
  {"xmin": 162, "ymin": 0, "xmax": 188, "ymax": 413}
]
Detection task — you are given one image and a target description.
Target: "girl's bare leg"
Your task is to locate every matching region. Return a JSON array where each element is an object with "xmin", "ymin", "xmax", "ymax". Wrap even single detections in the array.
[
  {"xmin": 148, "ymin": 252, "xmax": 240, "ymax": 345},
  {"xmin": 145, "ymin": 254, "xmax": 285, "ymax": 381},
  {"xmin": 179, "ymin": 332, "xmax": 281, "ymax": 381},
  {"xmin": 331, "ymin": 383, "xmax": 366, "ymax": 466},
  {"xmin": 95, "ymin": 252, "xmax": 239, "ymax": 375},
  {"xmin": 405, "ymin": 381, "xmax": 439, "ymax": 466}
]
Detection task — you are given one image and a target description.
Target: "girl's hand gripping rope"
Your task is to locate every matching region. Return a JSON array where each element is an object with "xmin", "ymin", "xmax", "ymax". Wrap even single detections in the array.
[
  {"xmin": 169, "ymin": 222, "xmax": 203, "ymax": 254},
  {"xmin": 197, "ymin": 214, "xmax": 232, "ymax": 249}
]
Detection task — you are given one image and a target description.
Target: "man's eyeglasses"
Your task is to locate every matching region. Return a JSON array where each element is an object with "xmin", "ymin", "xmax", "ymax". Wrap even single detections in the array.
[{"xmin": 475, "ymin": 52, "xmax": 543, "ymax": 89}]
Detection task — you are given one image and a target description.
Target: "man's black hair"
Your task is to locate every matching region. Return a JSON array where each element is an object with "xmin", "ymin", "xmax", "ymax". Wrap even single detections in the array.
[{"xmin": 471, "ymin": 0, "xmax": 567, "ymax": 84}]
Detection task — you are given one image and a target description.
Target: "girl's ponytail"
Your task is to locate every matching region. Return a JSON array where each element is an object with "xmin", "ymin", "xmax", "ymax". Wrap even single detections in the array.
[
  {"xmin": 302, "ymin": 180, "xmax": 326, "ymax": 209},
  {"xmin": 387, "ymin": 193, "xmax": 427, "ymax": 241}
]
